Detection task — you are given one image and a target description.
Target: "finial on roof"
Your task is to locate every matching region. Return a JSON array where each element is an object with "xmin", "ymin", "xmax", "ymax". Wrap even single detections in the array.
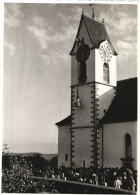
[
  {"xmin": 82, "ymin": 8, "xmax": 84, "ymax": 15},
  {"xmin": 102, "ymin": 18, "xmax": 104, "ymax": 24},
  {"xmin": 89, "ymin": 4, "xmax": 95, "ymax": 20}
]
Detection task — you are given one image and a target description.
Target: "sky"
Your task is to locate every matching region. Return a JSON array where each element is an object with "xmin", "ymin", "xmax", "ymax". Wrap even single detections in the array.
[{"xmin": 2, "ymin": 2, "xmax": 137, "ymax": 154}]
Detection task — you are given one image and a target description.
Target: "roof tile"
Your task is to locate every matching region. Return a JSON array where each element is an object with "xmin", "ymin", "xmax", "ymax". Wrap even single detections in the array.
[{"xmin": 100, "ymin": 77, "xmax": 137, "ymax": 124}]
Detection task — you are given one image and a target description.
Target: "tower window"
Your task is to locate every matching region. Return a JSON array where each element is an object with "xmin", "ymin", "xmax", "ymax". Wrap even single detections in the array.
[
  {"xmin": 65, "ymin": 153, "xmax": 68, "ymax": 161},
  {"xmin": 83, "ymin": 160, "xmax": 85, "ymax": 167},
  {"xmin": 79, "ymin": 61, "xmax": 87, "ymax": 84},
  {"xmin": 125, "ymin": 134, "xmax": 132, "ymax": 158},
  {"xmin": 103, "ymin": 63, "xmax": 109, "ymax": 84}
]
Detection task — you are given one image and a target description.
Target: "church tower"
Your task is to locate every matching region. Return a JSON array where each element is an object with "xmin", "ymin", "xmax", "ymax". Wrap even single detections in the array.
[
  {"xmin": 56, "ymin": 10, "xmax": 137, "ymax": 170},
  {"xmin": 70, "ymin": 13, "xmax": 117, "ymax": 168}
]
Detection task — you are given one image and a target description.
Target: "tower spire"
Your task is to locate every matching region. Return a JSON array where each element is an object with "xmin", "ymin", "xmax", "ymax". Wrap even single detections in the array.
[{"xmin": 89, "ymin": 4, "xmax": 95, "ymax": 20}]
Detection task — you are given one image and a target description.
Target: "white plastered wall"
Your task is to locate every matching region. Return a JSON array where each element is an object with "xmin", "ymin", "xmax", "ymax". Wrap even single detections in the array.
[
  {"xmin": 97, "ymin": 84, "xmax": 116, "ymax": 120},
  {"xmin": 72, "ymin": 127, "xmax": 92, "ymax": 168},
  {"xmin": 72, "ymin": 84, "xmax": 92, "ymax": 127},
  {"xmin": 71, "ymin": 18, "xmax": 95, "ymax": 86},
  {"xmin": 58, "ymin": 125, "xmax": 71, "ymax": 168},
  {"xmin": 95, "ymin": 48, "xmax": 117, "ymax": 86},
  {"xmin": 103, "ymin": 121, "xmax": 137, "ymax": 169},
  {"xmin": 94, "ymin": 48, "xmax": 117, "ymax": 120}
]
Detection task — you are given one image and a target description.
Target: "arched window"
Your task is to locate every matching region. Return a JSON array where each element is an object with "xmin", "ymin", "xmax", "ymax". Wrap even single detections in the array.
[
  {"xmin": 103, "ymin": 63, "xmax": 109, "ymax": 84},
  {"xmin": 125, "ymin": 133, "xmax": 132, "ymax": 158},
  {"xmin": 121, "ymin": 133, "xmax": 133, "ymax": 168}
]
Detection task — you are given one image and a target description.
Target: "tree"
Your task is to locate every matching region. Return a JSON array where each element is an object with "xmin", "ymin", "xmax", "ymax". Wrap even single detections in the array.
[{"xmin": 50, "ymin": 156, "xmax": 58, "ymax": 170}]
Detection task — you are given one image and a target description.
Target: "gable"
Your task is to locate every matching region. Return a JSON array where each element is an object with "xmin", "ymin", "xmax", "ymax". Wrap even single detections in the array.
[
  {"xmin": 70, "ymin": 15, "xmax": 93, "ymax": 55},
  {"xmin": 70, "ymin": 14, "xmax": 117, "ymax": 55}
]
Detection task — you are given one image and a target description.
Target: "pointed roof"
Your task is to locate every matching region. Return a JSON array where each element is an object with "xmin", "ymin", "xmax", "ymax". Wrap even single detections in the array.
[
  {"xmin": 70, "ymin": 14, "xmax": 117, "ymax": 55},
  {"xmin": 55, "ymin": 115, "xmax": 71, "ymax": 126}
]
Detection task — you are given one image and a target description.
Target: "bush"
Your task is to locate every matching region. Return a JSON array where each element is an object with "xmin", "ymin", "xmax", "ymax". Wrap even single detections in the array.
[
  {"xmin": 2, "ymin": 153, "xmax": 59, "ymax": 193},
  {"xmin": 50, "ymin": 156, "xmax": 58, "ymax": 170},
  {"xmin": 28, "ymin": 153, "xmax": 49, "ymax": 176}
]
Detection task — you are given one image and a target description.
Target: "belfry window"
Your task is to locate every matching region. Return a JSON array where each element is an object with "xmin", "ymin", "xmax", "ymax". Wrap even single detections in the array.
[
  {"xmin": 65, "ymin": 153, "xmax": 68, "ymax": 161},
  {"xmin": 125, "ymin": 134, "xmax": 132, "ymax": 158},
  {"xmin": 103, "ymin": 63, "xmax": 109, "ymax": 84}
]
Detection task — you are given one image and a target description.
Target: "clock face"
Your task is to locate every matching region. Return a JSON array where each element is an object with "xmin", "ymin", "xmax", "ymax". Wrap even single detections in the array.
[
  {"xmin": 76, "ymin": 44, "xmax": 90, "ymax": 62},
  {"xmin": 99, "ymin": 41, "xmax": 113, "ymax": 63}
]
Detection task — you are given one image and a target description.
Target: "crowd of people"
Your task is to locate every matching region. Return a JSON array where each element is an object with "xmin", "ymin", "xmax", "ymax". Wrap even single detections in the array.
[
  {"xmin": 2, "ymin": 153, "xmax": 137, "ymax": 192},
  {"xmin": 48, "ymin": 166, "xmax": 137, "ymax": 191}
]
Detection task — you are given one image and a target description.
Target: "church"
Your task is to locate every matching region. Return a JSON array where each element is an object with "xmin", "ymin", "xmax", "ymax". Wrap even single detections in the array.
[{"xmin": 56, "ymin": 11, "xmax": 137, "ymax": 170}]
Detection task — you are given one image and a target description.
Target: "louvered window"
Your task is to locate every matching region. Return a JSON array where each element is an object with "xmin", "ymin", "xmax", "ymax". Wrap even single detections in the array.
[{"xmin": 103, "ymin": 63, "xmax": 109, "ymax": 84}]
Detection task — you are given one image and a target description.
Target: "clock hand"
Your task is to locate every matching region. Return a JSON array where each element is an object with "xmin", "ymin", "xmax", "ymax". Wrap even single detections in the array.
[{"xmin": 103, "ymin": 48, "xmax": 106, "ymax": 59}]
